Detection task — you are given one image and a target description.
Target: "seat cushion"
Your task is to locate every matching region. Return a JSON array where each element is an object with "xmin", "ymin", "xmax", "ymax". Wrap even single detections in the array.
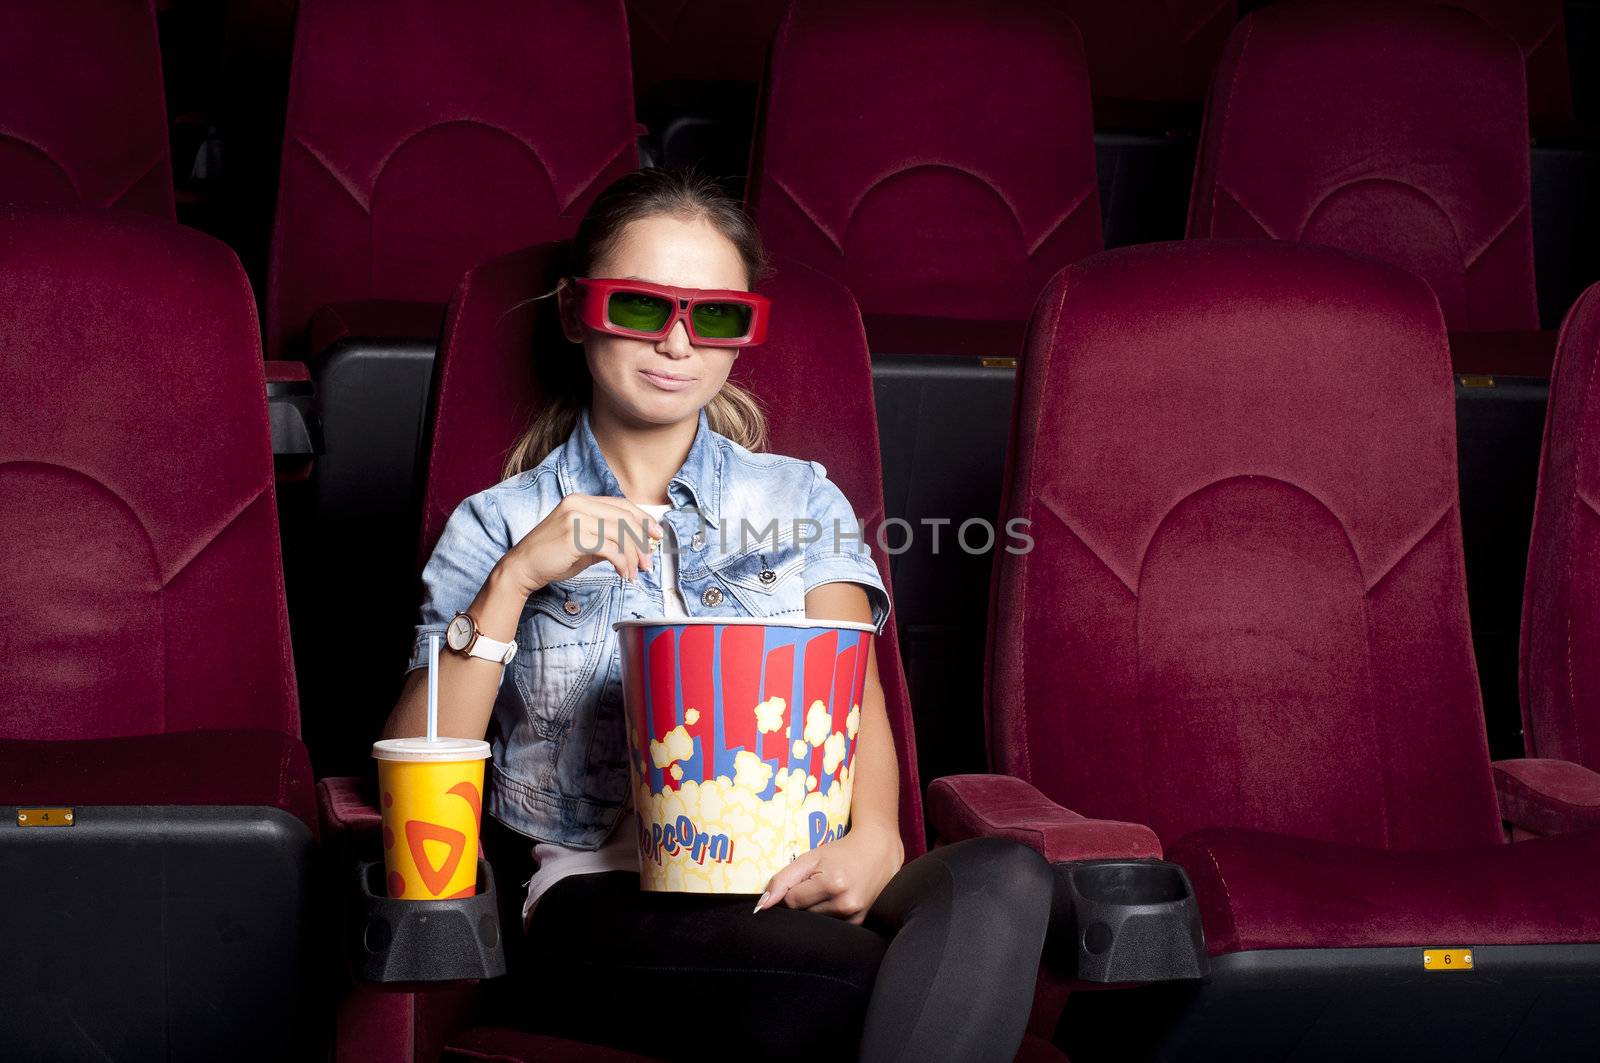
[
  {"xmin": 0, "ymin": 729, "xmax": 316, "ymax": 833},
  {"xmin": 1170, "ymin": 827, "xmax": 1600, "ymax": 956}
]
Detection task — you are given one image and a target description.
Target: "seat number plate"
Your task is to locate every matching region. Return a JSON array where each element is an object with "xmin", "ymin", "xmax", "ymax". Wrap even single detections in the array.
[
  {"xmin": 16, "ymin": 807, "xmax": 75, "ymax": 828},
  {"xmin": 1422, "ymin": 948, "xmax": 1473, "ymax": 971}
]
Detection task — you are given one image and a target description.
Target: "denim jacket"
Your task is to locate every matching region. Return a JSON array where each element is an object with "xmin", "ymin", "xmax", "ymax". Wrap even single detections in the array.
[{"xmin": 410, "ymin": 409, "xmax": 890, "ymax": 847}]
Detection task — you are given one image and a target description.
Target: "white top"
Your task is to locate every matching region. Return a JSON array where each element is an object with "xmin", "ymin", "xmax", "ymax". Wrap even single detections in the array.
[
  {"xmin": 371, "ymin": 736, "xmax": 491, "ymax": 762},
  {"xmin": 521, "ymin": 807, "xmax": 642, "ymax": 927},
  {"xmin": 521, "ymin": 503, "xmax": 685, "ymax": 926}
]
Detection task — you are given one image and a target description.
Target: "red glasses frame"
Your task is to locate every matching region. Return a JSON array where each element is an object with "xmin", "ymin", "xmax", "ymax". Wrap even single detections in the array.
[{"xmin": 572, "ymin": 278, "xmax": 771, "ymax": 347}]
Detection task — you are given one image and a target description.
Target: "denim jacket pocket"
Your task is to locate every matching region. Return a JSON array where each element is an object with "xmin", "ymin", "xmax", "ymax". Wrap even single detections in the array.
[
  {"xmin": 709, "ymin": 546, "xmax": 807, "ymax": 619},
  {"xmin": 514, "ymin": 578, "xmax": 613, "ymax": 739}
]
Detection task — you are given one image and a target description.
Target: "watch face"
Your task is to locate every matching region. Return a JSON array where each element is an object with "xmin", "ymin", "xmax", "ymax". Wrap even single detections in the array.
[{"xmin": 446, "ymin": 614, "xmax": 473, "ymax": 651}]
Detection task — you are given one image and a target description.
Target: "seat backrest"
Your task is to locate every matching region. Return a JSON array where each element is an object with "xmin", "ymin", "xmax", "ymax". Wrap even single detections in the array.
[
  {"xmin": 1421, "ymin": 0, "xmax": 1572, "ymax": 127},
  {"xmin": 748, "ymin": 0, "xmax": 1100, "ymax": 345},
  {"xmin": 0, "ymin": 0, "xmax": 174, "ymax": 217},
  {"xmin": 624, "ymin": 0, "xmax": 786, "ymax": 95},
  {"xmin": 1058, "ymin": 0, "xmax": 1236, "ymax": 105},
  {"xmin": 0, "ymin": 207, "xmax": 296, "ymax": 740},
  {"xmin": 987, "ymin": 239, "xmax": 1502, "ymax": 851},
  {"xmin": 1188, "ymin": 0, "xmax": 1537, "ymax": 333},
  {"xmin": 265, "ymin": 0, "xmax": 639, "ymax": 357},
  {"xmin": 1521, "ymin": 282, "xmax": 1600, "ymax": 769},
  {"xmin": 421, "ymin": 245, "xmax": 926, "ymax": 854}
]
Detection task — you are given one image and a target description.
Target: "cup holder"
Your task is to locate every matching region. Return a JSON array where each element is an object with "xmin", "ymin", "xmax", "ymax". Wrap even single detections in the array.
[
  {"xmin": 352, "ymin": 857, "xmax": 507, "ymax": 983},
  {"xmin": 1072, "ymin": 861, "xmax": 1191, "ymax": 906},
  {"xmin": 1050, "ymin": 859, "xmax": 1207, "ymax": 984}
]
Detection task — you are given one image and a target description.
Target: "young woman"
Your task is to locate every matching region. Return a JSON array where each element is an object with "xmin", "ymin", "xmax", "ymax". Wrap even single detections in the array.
[{"xmin": 382, "ymin": 169, "xmax": 1053, "ymax": 1061}]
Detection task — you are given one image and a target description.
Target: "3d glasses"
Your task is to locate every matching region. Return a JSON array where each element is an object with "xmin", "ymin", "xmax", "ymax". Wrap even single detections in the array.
[{"xmin": 572, "ymin": 278, "xmax": 771, "ymax": 347}]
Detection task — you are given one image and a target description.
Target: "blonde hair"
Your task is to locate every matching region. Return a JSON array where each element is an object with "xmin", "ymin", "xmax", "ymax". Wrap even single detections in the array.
[{"xmin": 502, "ymin": 168, "xmax": 770, "ymax": 479}]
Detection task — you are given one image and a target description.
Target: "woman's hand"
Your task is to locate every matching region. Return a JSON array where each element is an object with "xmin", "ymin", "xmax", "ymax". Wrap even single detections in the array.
[
  {"xmin": 498, "ymin": 494, "xmax": 664, "ymax": 593},
  {"xmin": 755, "ymin": 822, "xmax": 905, "ymax": 925}
]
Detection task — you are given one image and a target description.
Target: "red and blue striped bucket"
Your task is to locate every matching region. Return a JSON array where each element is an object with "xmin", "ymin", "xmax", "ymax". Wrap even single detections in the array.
[{"xmin": 614, "ymin": 618, "xmax": 874, "ymax": 893}]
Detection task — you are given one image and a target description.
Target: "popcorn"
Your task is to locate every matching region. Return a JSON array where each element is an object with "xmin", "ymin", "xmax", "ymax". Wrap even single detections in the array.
[
  {"xmin": 621, "ymin": 622, "xmax": 875, "ymax": 894},
  {"xmin": 754, "ymin": 696, "xmax": 786, "ymax": 734},
  {"xmin": 632, "ymin": 756, "xmax": 857, "ymax": 891},
  {"xmin": 697, "ymin": 779, "xmax": 725, "ymax": 821},
  {"xmin": 804, "ymin": 700, "xmax": 831, "ymax": 747},
  {"xmin": 775, "ymin": 767, "xmax": 807, "ymax": 804},
  {"xmin": 822, "ymin": 731, "xmax": 847, "ymax": 776},
  {"xmin": 733, "ymin": 749, "xmax": 773, "ymax": 793},
  {"xmin": 650, "ymin": 725, "xmax": 694, "ymax": 768}
]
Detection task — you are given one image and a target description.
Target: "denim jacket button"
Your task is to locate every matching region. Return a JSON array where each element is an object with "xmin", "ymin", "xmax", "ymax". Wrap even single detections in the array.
[
  {"xmin": 563, "ymin": 598, "xmax": 581, "ymax": 616},
  {"xmin": 691, "ymin": 532, "xmax": 705, "ymax": 550},
  {"xmin": 758, "ymin": 569, "xmax": 777, "ymax": 585},
  {"xmin": 701, "ymin": 586, "xmax": 724, "ymax": 607}
]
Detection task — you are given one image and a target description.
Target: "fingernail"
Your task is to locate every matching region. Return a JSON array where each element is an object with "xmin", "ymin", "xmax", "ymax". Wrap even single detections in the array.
[{"xmin": 752, "ymin": 891, "xmax": 770, "ymax": 914}]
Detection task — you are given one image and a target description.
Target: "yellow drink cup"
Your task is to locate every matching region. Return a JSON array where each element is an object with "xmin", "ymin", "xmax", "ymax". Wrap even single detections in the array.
[{"xmin": 372, "ymin": 737, "xmax": 491, "ymax": 900}]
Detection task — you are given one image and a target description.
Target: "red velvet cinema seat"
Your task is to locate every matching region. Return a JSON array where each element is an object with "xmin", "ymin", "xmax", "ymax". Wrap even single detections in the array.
[
  {"xmin": 268, "ymin": 0, "xmax": 639, "ymax": 776},
  {"xmin": 1514, "ymin": 281, "xmax": 1600, "ymax": 832},
  {"xmin": 1188, "ymin": 0, "xmax": 1554, "ymax": 764},
  {"xmin": 1421, "ymin": 0, "xmax": 1574, "ymax": 130},
  {"xmin": 928, "ymin": 240, "xmax": 1600, "ymax": 1061},
  {"xmin": 267, "ymin": 0, "xmax": 638, "ymax": 362},
  {"xmin": 0, "ymin": 0, "xmax": 174, "ymax": 217},
  {"xmin": 0, "ymin": 208, "xmax": 318, "ymax": 1057},
  {"xmin": 748, "ymin": 0, "xmax": 1101, "ymax": 361},
  {"xmin": 314, "ymin": 243, "xmax": 1079, "ymax": 1061},
  {"xmin": 1189, "ymin": 1, "xmax": 1543, "ymax": 361}
]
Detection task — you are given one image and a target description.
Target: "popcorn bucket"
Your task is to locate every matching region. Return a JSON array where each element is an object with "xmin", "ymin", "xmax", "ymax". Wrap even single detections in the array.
[{"xmin": 614, "ymin": 617, "xmax": 875, "ymax": 893}]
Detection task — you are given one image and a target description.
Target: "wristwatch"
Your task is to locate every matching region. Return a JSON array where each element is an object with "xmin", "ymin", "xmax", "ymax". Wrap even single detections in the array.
[{"xmin": 446, "ymin": 611, "xmax": 518, "ymax": 665}]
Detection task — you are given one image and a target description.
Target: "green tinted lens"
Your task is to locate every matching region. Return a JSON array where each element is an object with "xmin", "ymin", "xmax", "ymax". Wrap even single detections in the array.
[
  {"xmin": 690, "ymin": 301, "xmax": 753, "ymax": 340},
  {"xmin": 607, "ymin": 291, "xmax": 673, "ymax": 333}
]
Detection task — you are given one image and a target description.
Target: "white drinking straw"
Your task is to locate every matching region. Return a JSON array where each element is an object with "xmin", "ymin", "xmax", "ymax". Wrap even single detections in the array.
[{"xmin": 426, "ymin": 633, "xmax": 441, "ymax": 742}]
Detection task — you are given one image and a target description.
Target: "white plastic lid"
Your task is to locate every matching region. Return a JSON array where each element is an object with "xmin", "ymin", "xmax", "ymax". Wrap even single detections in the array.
[{"xmin": 371, "ymin": 737, "xmax": 492, "ymax": 762}]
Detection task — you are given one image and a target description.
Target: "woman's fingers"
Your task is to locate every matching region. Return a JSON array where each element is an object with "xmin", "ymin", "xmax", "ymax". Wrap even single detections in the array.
[
  {"xmin": 587, "ymin": 543, "xmax": 637, "ymax": 584},
  {"xmin": 585, "ymin": 495, "xmax": 665, "ymax": 539},
  {"xmin": 557, "ymin": 513, "xmax": 642, "ymax": 582},
  {"xmin": 797, "ymin": 893, "xmax": 866, "ymax": 924},
  {"xmin": 576, "ymin": 496, "xmax": 663, "ymax": 549},
  {"xmin": 758, "ymin": 849, "xmax": 822, "ymax": 911},
  {"xmin": 546, "ymin": 495, "xmax": 674, "ymax": 585},
  {"xmin": 568, "ymin": 499, "xmax": 660, "ymax": 574},
  {"xmin": 779, "ymin": 868, "xmax": 841, "ymax": 912},
  {"xmin": 597, "ymin": 522, "xmax": 649, "ymax": 583}
]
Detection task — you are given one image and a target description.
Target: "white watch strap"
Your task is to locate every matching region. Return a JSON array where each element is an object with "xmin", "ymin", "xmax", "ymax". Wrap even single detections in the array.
[{"xmin": 466, "ymin": 631, "xmax": 516, "ymax": 665}]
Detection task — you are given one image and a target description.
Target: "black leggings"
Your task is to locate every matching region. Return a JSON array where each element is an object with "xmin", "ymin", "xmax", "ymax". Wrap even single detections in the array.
[{"xmin": 506, "ymin": 837, "xmax": 1053, "ymax": 1062}]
